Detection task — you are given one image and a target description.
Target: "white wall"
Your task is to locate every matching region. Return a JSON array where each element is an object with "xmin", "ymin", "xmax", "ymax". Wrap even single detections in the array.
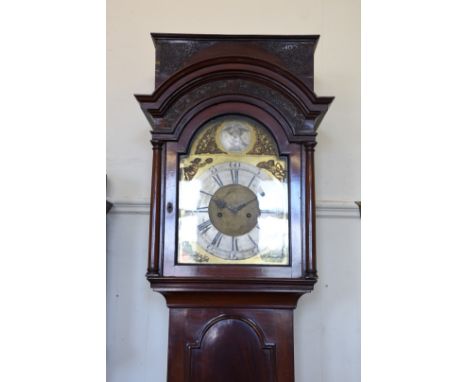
[
  {"xmin": 107, "ymin": 208, "xmax": 360, "ymax": 382},
  {"xmin": 107, "ymin": 0, "xmax": 360, "ymax": 381}
]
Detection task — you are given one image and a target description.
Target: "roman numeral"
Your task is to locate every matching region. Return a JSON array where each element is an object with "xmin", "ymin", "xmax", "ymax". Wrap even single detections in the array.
[
  {"xmin": 197, "ymin": 220, "xmax": 212, "ymax": 234},
  {"xmin": 248, "ymin": 169, "xmax": 261, "ymax": 189},
  {"xmin": 231, "ymin": 236, "xmax": 239, "ymax": 252},
  {"xmin": 200, "ymin": 190, "xmax": 213, "ymax": 197},
  {"xmin": 209, "ymin": 232, "xmax": 223, "ymax": 248},
  {"xmin": 248, "ymin": 235, "xmax": 259, "ymax": 251},
  {"xmin": 230, "ymin": 162, "xmax": 240, "ymax": 184},
  {"xmin": 212, "ymin": 174, "xmax": 223, "ymax": 187},
  {"xmin": 247, "ymin": 174, "xmax": 256, "ymax": 188},
  {"xmin": 230, "ymin": 169, "xmax": 238, "ymax": 184},
  {"xmin": 196, "ymin": 206, "xmax": 209, "ymax": 213},
  {"xmin": 209, "ymin": 168, "xmax": 224, "ymax": 187}
]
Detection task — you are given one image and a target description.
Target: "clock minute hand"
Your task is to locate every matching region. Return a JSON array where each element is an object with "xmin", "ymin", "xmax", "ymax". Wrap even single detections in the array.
[{"xmin": 232, "ymin": 197, "xmax": 258, "ymax": 212}]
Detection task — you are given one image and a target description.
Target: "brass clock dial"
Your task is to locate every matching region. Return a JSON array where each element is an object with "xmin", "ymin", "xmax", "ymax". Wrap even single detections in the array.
[
  {"xmin": 208, "ymin": 184, "xmax": 260, "ymax": 237},
  {"xmin": 177, "ymin": 116, "xmax": 289, "ymax": 265}
]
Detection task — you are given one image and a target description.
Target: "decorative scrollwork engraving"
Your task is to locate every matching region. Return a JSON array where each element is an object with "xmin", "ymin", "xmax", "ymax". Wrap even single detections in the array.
[
  {"xmin": 182, "ymin": 157, "xmax": 214, "ymax": 180},
  {"xmin": 260, "ymin": 249, "xmax": 287, "ymax": 263},
  {"xmin": 257, "ymin": 160, "xmax": 286, "ymax": 182},
  {"xmin": 163, "ymin": 79, "xmax": 305, "ymax": 134},
  {"xmin": 180, "ymin": 241, "xmax": 209, "ymax": 263},
  {"xmin": 248, "ymin": 127, "xmax": 278, "ymax": 155},
  {"xmin": 194, "ymin": 125, "xmax": 226, "ymax": 155}
]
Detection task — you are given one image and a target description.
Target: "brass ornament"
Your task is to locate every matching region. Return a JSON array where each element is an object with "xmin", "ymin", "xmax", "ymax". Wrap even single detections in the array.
[
  {"xmin": 247, "ymin": 127, "xmax": 278, "ymax": 156},
  {"xmin": 194, "ymin": 125, "xmax": 226, "ymax": 155},
  {"xmin": 191, "ymin": 117, "xmax": 278, "ymax": 157},
  {"xmin": 182, "ymin": 157, "xmax": 214, "ymax": 180},
  {"xmin": 257, "ymin": 160, "xmax": 286, "ymax": 182}
]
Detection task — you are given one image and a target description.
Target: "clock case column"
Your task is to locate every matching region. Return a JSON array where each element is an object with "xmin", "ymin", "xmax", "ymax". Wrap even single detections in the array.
[{"xmin": 135, "ymin": 34, "xmax": 333, "ymax": 382}]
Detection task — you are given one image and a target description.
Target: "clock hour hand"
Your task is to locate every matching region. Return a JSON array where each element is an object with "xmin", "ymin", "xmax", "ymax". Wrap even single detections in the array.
[
  {"xmin": 211, "ymin": 196, "xmax": 228, "ymax": 209},
  {"xmin": 212, "ymin": 196, "xmax": 239, "ymax": 213}
]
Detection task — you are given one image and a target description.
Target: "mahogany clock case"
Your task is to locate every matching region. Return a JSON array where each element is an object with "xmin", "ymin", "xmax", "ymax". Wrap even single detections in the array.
[
  {"xmin": 135, "ymin": 34, "xmax": 333, "ymax": 285},
  {"xmin": 135, "ymin": 34, "xmax": 334, "ymax": 382}
]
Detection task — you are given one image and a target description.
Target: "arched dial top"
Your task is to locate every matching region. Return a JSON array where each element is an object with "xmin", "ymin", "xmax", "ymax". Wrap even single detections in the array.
[{"xmin": 177, "ymin": 115, "xmax": 289, "ymax": 265}]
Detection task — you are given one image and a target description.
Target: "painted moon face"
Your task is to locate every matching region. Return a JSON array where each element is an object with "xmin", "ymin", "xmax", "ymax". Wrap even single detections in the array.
[{"xmin": 219, "ymin": 121, "xmax": 252, "ymax": 153}]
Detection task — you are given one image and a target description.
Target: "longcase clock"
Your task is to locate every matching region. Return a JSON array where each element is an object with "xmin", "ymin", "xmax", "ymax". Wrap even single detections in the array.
[{"xmin": 135, "ymin": 34, "xmax": 333, "ymax": 382}]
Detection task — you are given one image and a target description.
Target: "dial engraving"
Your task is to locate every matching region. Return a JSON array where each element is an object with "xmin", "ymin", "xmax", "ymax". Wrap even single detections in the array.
[
  {"xmin": 189, "ymin": 161, "xmax": 288, "ymax": 261},
  {"xmin": 177, "ymin": 116, "xmax": 289, "ymax": 265}
]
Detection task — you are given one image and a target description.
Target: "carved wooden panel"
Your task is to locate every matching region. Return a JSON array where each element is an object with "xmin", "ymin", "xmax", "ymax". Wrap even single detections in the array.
[
  {"xmin": 167, "ymin": 307, "xmax": 295, "ymax": 382},
  {"xmin": 188, "ymin": 315, "xmax": 277, "ymax": 382},
  {"xmin": 151, "ymin": 34, "xmax": 319, "ymax": 89}
]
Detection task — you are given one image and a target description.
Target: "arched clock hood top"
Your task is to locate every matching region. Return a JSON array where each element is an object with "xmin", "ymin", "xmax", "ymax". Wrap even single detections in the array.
[{"xmin": 135, "ymin": 34, "xmax": 334, "ymax": 143}]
